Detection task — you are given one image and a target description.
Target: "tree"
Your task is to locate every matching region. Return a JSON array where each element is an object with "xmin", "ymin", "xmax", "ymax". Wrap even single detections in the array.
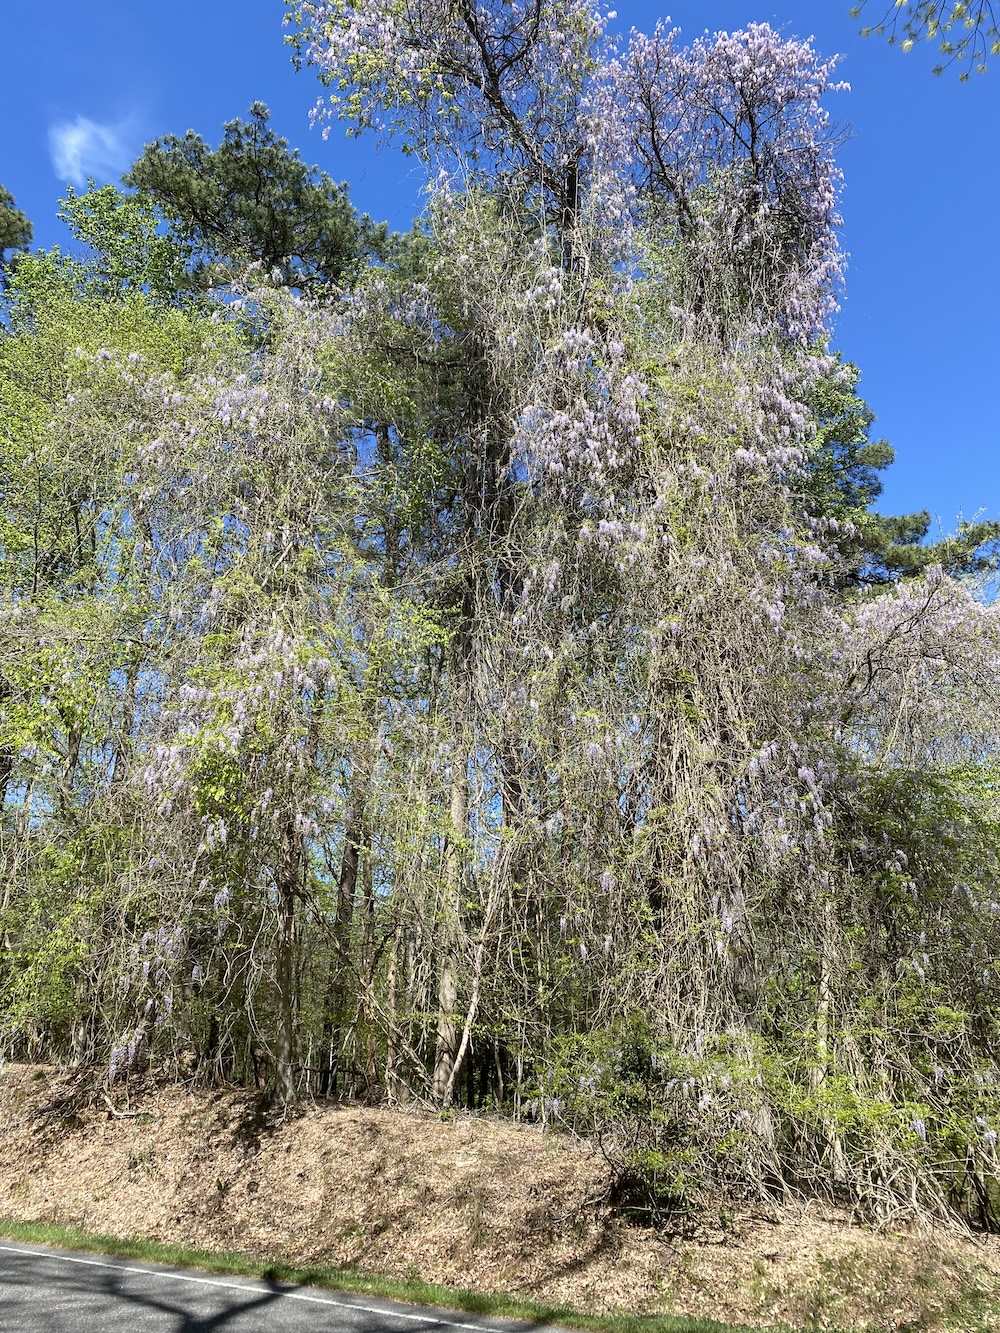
[
  {"xmin": 0, "ymin": 191, "xmax": 432, "ymax": 1101},
  {"xmin": 802, "ymin": 361, "xmax": 1000, "ymax": 586},
  {"xmin": 0, "ymin": 209, "xmax": 223, "ymax": 1067},
  {"xmin": 289, "ymin": 7, "xmax": 846, "ymax": 335},
  {"xmin": 852, "ymin": 1, "xmax": 1000, "ymax": 76},
  {"xmin": 288, "ymin": 2, "xmax": 1000, "ymax": 1225},
  {"xmin": 620, "ymin": 23, "xmax": 846, "ymax": 342},
  {"xmin": 123, "ymin": 102, "xmax": 387, "ymax": 290},
  {"xmin": 286, "ymin": 0, "xmax": 615, "ymax": 247},
  {"xmin": 0, "ymin": 185, "xmax": 31, "ymax": 275},
  {"xmin": 56, "ymin": 184, "xmax": 193, "ymax": 302}
]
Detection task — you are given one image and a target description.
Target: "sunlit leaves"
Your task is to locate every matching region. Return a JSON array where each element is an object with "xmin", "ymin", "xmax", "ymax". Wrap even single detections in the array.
[{"xmin": 853, "ymin": 1, "xmax": 999, "ymax": 73}]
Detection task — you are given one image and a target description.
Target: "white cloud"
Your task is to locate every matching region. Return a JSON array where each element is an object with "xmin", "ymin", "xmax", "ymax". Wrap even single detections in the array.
[{"xmin": 48, "ymin": 116, "xmax": 132, "ymax": 187}]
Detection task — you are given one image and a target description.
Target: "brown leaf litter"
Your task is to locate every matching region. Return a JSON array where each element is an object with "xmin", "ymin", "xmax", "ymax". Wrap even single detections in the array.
[{"xmin": 1, "ymin": 1063, "xmax": 998, "ymax": 1331}]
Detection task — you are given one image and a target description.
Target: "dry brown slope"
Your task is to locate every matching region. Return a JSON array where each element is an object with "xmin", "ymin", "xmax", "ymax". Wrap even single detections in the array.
[{"xmin": 1, "ymin": 1064, "xmax": 998, "ymax": 1331}]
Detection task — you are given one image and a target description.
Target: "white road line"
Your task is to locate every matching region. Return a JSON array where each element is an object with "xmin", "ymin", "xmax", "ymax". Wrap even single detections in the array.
[{"xmin": 0, "ymin": 1244, "xmax": 509, "ymax": 1333}]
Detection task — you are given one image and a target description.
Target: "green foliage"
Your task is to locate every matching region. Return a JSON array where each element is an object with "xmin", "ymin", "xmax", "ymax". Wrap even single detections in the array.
[
  {"xmin": 1, "ymin": 878, "xmax": 92, "ymax": 1036},
  {"xmin": 0, "ymin": 227, "xmax": 223, "ymax": 601},
  {"xmin": 57, "ymin": 184, "xmax": 193, "ymax": 300},
  {"xmin": 0, "ymin": 184, "xmax": 31, "ymax": 273},
  {"xmin": 803, "ymin": 360, "xmax": 1000, "ymax": 585},
  {"xmin": 536, "ymin": 1021, "xmax": 765, "ymax": 1224},
  {"xmin": 124, "ymin": 102, "xmax": 387, "ymax": 290}
]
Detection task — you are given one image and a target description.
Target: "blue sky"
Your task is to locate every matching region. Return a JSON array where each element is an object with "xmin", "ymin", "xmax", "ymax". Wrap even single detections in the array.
[{"xmin": 2, "ymin": 1, "xmax": 997, "ymax": 532}]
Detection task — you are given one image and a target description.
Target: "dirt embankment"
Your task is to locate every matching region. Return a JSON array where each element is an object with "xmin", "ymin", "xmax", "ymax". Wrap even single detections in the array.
[{"xmin": 1, "ymin": 1064, "xmax": 998, "ymax": 1331}]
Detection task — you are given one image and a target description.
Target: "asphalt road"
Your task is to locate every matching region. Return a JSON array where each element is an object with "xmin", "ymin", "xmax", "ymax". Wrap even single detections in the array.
[{"xmin": 0, "ymin": 1241, "xmax": 548, "ymax": 1333}]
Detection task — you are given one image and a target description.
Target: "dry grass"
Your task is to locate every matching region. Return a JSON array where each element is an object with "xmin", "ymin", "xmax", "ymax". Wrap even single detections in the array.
[{"xmin": 2, "ymin": 1063, "xmax": 999, "ymax": 1331}]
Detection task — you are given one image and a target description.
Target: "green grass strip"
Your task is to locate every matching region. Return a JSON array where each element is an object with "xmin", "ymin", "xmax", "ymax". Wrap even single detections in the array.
[{"xmin": 0, "ymin": 1215, "xmax": 781, "ymax": 1333}]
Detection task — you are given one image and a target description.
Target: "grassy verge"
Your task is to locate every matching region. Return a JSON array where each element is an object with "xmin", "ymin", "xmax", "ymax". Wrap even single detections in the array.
[
  {"xmin": 5, "ymin": 1216, "xmax": 1000, "ymax": 1333},
  {"xmin": 0, "ymin": 1215, "xmax": 776, "ymax": 1333}
]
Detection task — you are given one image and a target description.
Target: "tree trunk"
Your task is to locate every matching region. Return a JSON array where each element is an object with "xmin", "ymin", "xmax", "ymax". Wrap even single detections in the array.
[
  {"xmin": 384, "ymin": 922, "xmax": 402, "ymax": 1103},
  {"xmin": 432, "ymin": 727, "xmax": 468, "ymax": 1105},
  {"xmin": 274, "ymin": 827, "xmax": 301, "ymax": 1104},
  {"xmin": 811, "ymin": 896, "xmax": 848, "ymax": 1183}
]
